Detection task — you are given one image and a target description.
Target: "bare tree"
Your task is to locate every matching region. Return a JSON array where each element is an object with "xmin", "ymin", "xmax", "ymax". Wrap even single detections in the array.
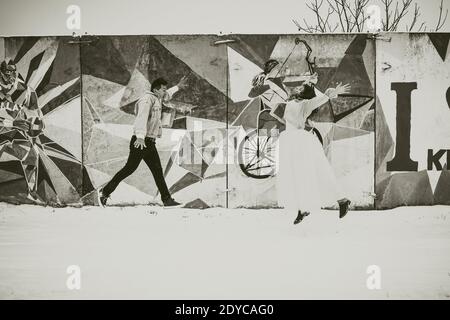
[
  {"xmin": 293, "ymin": 0, "xmax": 448, "ymax": 32},
  {"xmin": 435, "ymin": 0, "xmax": 449, "ymax": 31}
]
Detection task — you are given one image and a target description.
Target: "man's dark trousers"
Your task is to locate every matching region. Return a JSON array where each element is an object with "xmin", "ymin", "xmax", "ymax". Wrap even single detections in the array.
[{"xmin": 102, "ymin": 135, "xmax": 171, "ymax": 201}]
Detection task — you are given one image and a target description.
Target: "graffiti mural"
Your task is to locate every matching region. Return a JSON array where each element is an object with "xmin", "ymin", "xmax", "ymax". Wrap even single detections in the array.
[
  {"xmin": 80, "ymin": 35, "xmax": 229, "ymax": 207},
  {"xmin": 0, "ymin": 33, "xmax": 447, "ymax": 210},
  {"xmin": 0, "ymin": 37, "xmax": 94, "ymax": 205},
  {"xmin": 376, "ymin": 33, "xmax": 450, "ymax": 208},
  {"xmin": 227, "ymin": 34, "xmax": 375, "ymax": 209}
]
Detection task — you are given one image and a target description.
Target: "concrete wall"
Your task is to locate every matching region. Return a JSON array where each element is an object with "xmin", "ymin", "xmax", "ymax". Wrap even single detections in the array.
[
  {"xmin": 79, "ymin": 35, "xmax": 228, "ymax": 207},
  {"xmin": 227, "ymin": 34, "xmax": 375, "ymax": 209},
  {"xmin": 0, "ymin": 37, "xmax": 92, "ymax": 205},
  {"xmin": 0, "ymin": 33, "xmax": 448, "ymax": 209},
  {"xmin": 375, "ymin": 33, "xmax": 450, "ymax": 208}
]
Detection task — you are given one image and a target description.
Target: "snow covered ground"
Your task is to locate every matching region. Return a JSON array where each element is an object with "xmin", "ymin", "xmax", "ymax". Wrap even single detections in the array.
[{"xmin": 0, "ymin": 203, "xmax": 449, "ymax": 300}]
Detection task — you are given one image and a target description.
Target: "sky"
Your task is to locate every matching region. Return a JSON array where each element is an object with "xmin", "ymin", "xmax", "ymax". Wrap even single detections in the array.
[{"xmin": 0, "ymin": 0, "xmax": 448, "ymax": 36}]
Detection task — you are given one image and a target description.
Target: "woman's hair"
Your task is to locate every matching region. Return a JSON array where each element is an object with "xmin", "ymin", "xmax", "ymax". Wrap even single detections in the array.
[{"xmin": 288, "ymin": 83, "xmax": 316, "ymax": 101}]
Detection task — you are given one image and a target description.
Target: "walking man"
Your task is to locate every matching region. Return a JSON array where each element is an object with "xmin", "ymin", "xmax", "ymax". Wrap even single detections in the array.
[{"xmin": 98, "ymin": 76, "xmax": 188, "ymax": 207}]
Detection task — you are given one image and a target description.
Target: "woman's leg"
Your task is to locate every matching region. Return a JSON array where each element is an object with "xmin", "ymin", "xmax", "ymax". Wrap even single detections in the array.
[
  {"xmin": 277, "ymin": 130, "xmax": 321, "ymax": 219},
  {"xmin": 293, "ymin": 210, "xmax": 310, "ymax": 224},
  {"xmin": 309, "ymin": 135, "xmax": 350, "ymax": 217}
]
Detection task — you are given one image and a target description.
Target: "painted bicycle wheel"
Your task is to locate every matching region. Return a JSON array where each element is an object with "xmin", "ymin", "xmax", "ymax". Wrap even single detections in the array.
[
  {"xmin": 238, "ymin": 129, "xmax": 278, "ymax": 179},
  {"xmin": 238, "ymin": 127, "xmax": 323, "ymax": 179}
]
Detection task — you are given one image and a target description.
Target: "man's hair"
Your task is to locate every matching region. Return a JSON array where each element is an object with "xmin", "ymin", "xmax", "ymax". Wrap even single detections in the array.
[{"xmin": 151, "ymin": 78, "xmax": 168, "ymax": 92}]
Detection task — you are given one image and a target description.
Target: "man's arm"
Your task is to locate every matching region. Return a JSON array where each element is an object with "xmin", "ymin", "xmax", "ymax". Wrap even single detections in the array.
[
  {"xmin": 134, "ymin": 95, "xmax": 152, "ymax": 140},
  {"xmin": 162, "ymin": 75, "xmax": 190, "ymax": 109},
  {"xmin": 164, "ymin": 86, "xmax": 179, "ymax": 102},
  {"xmin": 165, "ymin": 75, "xmax": 189, "ymax": 101}
]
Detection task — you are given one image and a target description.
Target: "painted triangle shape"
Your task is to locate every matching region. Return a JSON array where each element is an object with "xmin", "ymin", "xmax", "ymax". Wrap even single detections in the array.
[{"xmin": 428, "ymin": 33, "xmax": 450, "ymax": 61}]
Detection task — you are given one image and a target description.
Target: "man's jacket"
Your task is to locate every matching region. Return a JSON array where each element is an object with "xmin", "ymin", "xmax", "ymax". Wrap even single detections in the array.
[{"xmin": 133, "ymin": 86, "xmax": 179, "ymax": 139}]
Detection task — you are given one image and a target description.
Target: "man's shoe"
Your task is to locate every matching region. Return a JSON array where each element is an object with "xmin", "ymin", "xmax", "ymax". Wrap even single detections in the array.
[
  {"xmin": 338, "ymin": 198, "xmax": 351, "ymax": 219},
  {"xmin": 98, "ymin": 189, "xmax": 109, "ymax": 208},
  {"xmin": 293, "ymin": 211, "xmax": 310, "ymax": 225},
  {"xmin": 163, "ymin": 198, "xmax": 183, "ymax": 208}
]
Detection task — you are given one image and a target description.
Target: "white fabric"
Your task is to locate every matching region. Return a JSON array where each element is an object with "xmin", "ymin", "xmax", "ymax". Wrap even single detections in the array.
[
  {"xmin": 276, "ymin": 94, "xmax": 343, "ymax": 215},
  {"xmin": 284, "ymin": 88, "xmax": 329, "ymax": 130}
]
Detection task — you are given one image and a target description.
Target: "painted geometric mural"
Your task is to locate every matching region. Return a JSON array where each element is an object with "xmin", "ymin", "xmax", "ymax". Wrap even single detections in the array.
[
  {"xmin": 78, "ymin": 34, "xmax": 376, "ymax": 209},
  {"xmin": 0, "ymin": 37, "xmax": 94, "ymax": 205},
  {"xmin": 226, "ymin": 34, "xmax": 375, "ymax": 209},
  {"xmin": 375, "ymin": 33, "xmax": 450, "ymax": 208},
  {"xmin": 80, "ymin": 35, "xmax": 229, "ymax": 207},
  {"xmin": 1, "ymin": 33, "xmax": 447, "ymax": 210}
]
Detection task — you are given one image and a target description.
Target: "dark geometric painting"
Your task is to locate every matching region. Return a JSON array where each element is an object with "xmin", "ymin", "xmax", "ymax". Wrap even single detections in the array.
[
  {"xmin": 79, "ymin": 35, "xmax": 229, "ymax": 207},
  {"xmin": 2, "ymin": 33, "xmax": 446, "ymax": 210},
  {"xmin": 226, "ymin": 34, "xmax": 375, "ymax": 209},
  {"xmin": 0, "ymin": 37, "xmax": 94, "ymax": 205},
  {"xmin": 375, "ymin": 33, "xmax": 450, "ymax": 208}
]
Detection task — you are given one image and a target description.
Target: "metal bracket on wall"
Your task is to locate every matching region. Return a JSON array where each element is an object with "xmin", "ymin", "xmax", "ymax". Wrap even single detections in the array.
[
  {"xmin": 214, "ymin": 39, "xmax": 236, "ymax": 46},
  {"xmin": 67, "ymin": 32, "xmax": 99, "ymax": 45},
  {"xmin": 366, "ymin": 33, "xmax": 392, "ymax": 42}
]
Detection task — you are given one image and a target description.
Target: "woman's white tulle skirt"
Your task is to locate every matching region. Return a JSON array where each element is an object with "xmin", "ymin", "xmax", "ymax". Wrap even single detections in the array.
[{"xmin": 276, "ymin": 129, "xmax": 343, "ymax": 213}]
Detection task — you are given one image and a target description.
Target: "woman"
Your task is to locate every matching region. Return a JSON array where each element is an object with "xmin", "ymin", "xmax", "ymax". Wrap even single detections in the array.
[{"xmin": 276, "ymin": 75, "xmax": 351, "ymax": 224}]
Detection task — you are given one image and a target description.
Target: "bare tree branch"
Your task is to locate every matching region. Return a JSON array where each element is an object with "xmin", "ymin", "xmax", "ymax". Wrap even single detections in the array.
[
  {"xmin": 381, "ymin": 0, "xmax": 392, "ymax": 30},
  {"xmin": 356, "ymin": 0, "xmax": 370, "ymax": 31},
  {"xmin": 322, "ymin": 7, "xmax": 335, "ymax": 31},
  {"xmin": 407, "ymin": 3, "xmax": 420, "ymax": 31},
  {"xmin": 340, "ymin": 0, "xmax": 353, "ymax": 31},
  {"xmin": 391, "ymin": 0, "xmax": 413, "ymax": 31},
  {"xmin": 294, "ymin": 18, "xmax": 319, "ymax": 33},
  {"xmin": 328, "ymin": 0, "xmax": 346, "ymax": 32},
  {"xmin": 343, "ymin": 0, "xmax": 369, "ymax": 32},
  {"xmin": 435, "ymin": 0, "xmax": 449, "ymax": 31},
  {"xmin": 418, "ymin": 22, "xmax": 426, "ymax": 32},
  {"xmin": 293, "ymin": 0, "xmax": 447, "ymax": 33}
]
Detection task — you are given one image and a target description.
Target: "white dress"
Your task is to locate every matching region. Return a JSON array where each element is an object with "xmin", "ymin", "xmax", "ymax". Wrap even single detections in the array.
[{"xmin": 276, "ymin": 88, "xmax": 343, "ymax": 214}]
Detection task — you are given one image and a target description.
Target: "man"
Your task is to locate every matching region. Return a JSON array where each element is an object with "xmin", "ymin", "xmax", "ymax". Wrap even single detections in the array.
[
  {"xmin": 0, "ymin": 59, "xmax": 44, "ymax": 202},
  {"xmin": 98, "ymin": 76, "xmax": 188, "ymax": 208}
]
